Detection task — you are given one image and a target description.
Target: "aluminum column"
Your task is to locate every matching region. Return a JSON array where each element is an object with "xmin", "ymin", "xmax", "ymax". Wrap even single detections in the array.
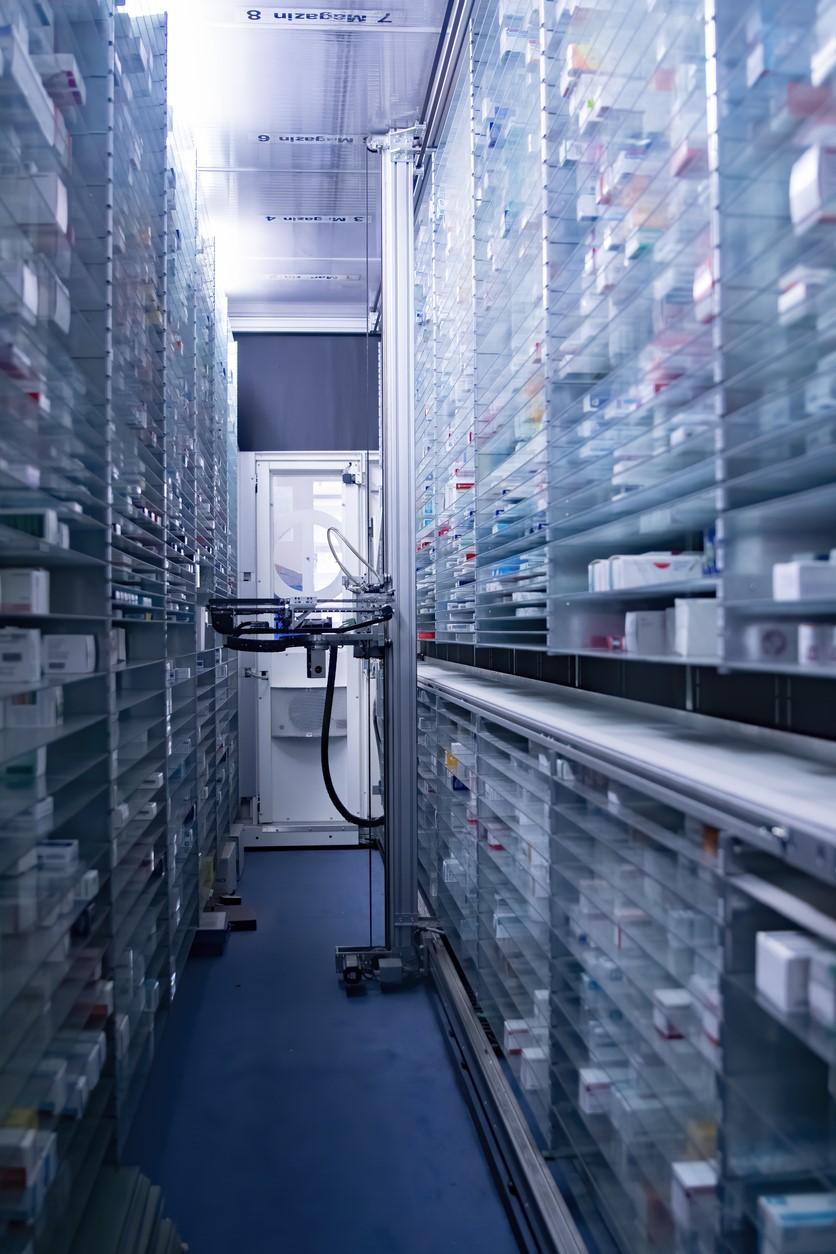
[{"xmin": 379, "ymin": 128, "xmax": 420, "ymax": 957}]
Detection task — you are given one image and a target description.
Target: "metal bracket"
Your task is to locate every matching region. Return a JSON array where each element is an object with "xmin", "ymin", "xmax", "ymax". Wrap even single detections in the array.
[{"xmin": 366, "ymin": 124, "xmax": 425, "ymax": 162}]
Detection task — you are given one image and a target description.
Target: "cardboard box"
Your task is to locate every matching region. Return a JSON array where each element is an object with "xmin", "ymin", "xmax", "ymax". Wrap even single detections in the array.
[
  {"xmin": 0, "ymin": 568, "xmax": 49, "ymax": 614},
  {"xmin": 756, "ymin": 931, "xmax": 823, "ymax": 1014},
  {"xmin": 773, "ymin": 560, "xmax": 836, "ymax": 601},
  {"xmin": 43, "ymin": 634, "xmax": 96, "ymax": 674}
]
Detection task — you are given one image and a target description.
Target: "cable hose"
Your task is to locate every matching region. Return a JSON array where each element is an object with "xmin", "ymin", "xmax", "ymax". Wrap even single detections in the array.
[{"xmin": 321, "ymin": 645, "xmax": 384, "ymax": 828}]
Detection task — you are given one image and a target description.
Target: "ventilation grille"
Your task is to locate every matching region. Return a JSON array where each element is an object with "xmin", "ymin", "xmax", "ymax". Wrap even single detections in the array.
[{"xmin": 271, "ymin": 686, "xmax": 348, "ymax": 738}]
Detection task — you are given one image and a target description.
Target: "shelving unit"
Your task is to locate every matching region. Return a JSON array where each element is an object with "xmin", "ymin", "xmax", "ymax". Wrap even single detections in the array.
[
  {"xmin": 0, "ymin": 2, "xmax": 237, "ymax": 1245},
  {"xmin": 416, "ymin": 7, "xmax": 836, "ymax": 1242},
  {"xmin": 415, "ymin": 0, "xmax": 836, "ymax": 677},
  {"xmin": 418, "ymin": 659, "xmax": 836, "ymax": 1254}
]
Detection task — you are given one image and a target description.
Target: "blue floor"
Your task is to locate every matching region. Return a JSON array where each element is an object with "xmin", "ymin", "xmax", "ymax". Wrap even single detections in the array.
[{"xmin": 125, "ymin": 850, "xmax": 520, "ymax": 1254}]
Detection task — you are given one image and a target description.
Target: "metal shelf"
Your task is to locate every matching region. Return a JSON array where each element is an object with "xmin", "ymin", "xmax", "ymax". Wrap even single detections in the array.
[
  {"xmin": 0, "ymin": 6, "xmax": 237, "ymax": 1247},
  {"xmin": 419, "ymin": 660, "xmax": 836, "ymax": 1253}
]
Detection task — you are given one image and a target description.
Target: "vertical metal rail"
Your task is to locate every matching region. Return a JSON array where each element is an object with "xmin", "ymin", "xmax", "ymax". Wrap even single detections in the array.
[{"xmin": 379, "ymin": 129, "xmax": 420, "ymax": 957}]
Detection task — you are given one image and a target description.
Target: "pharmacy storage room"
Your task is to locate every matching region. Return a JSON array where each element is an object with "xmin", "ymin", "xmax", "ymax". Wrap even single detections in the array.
[{"xmin": 1, "ymin": 1, "xmax": 836, "ymax": 1251}]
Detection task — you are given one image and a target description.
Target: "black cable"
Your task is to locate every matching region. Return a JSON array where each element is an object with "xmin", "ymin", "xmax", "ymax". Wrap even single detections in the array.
[{"xmin": 321, "ymin": 645, "xmax": 384, "ymax": 829}]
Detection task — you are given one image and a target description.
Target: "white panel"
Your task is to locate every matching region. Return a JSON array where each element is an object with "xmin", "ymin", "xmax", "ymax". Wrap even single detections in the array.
[{"xmin": 183, "ymin": 0, "xmax": 448, "ymax": 315}]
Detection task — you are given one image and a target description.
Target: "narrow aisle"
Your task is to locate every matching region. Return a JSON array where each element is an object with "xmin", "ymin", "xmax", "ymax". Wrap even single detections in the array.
[{"xmin": 126, "ymin": 850, "xmax": 520, "ymax": 1254}]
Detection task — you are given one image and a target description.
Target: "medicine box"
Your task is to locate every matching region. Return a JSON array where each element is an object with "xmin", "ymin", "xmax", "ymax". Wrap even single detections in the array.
[
  {"xmin": 652, "ymin": 987, "xmax": 693, "ymax": 1040},
  {"xmin": 20, "ymin": 1056, "xmax": 68, "ymax": 1116},
  {"xmin": 790, "ymin": 144, "xmax": 836, "ymax": 235},
  {"xmin": 43, "ymin": 634, "xmax": 96, "ymax": 674},
  {"xmin": 144, "ymin": 978, "xmax": 160, "ymax": 1014},
  {"xmin": 76, "ymin": 869, "xmax": 100, "ymax": 902},
  {"xmin": 520, "ymin": 1046, "xmax": 548, "ymax": 1092},
  {"xmin": 773, "ymin": 560, "xmax": 836, "ymax": 601},
  {"xmin": 0, "ymin": 747, "xmax": 47, "ymax": 783},
  {"xmin": 809, "ymin": 950, "xmax": 836, "ymax": 1028},
  {"xmin": 0, "ymin": 508, "xmax": 61, "ymax": 545},
  {"xmin": 503, "ymin": 1019, "xmax": 531, "ymax": 1056},
  {"xmin": 588, "ymin": 558, "xmax": 610, "ymax": 591},
  {"xmin": 0, "ymin": 568, "xmax": 49, "ymax": 614},
  {"xmin": 0, "ymin": 1127, "xmax": 37, "ymax": 1181},
  {"xmin": 798, "ymin": 624, "xmax": 836, "ymax": 666},
  {"xmin": 673, "ymin": 598, "xmax": 720, "ymax": 659},
  {"xmin": 216, "ymin": 840, "xmax": 237, "ymax": 895},
  {"xmin": 6, "ymin": 686, "xmax": 63, "ymax": 728},
  {"xmin": 110, "ymin": 627, "xmax": 127, "ymax": 665},
  {"xmin": 33, "ymin": 51, "xmax": 87, "ymax": 108},
  {"xmin": 624, "ymin": 610, "xmax": 667, "ymax": 655},
  {"xmin": 579, "ymin": 1067, "xmax": 612, "ymax": 1115},
  {"xmin": 741, "ymin": 622, "xmax": 797, "ymax": 664},
  {"xmin": 756, "ymin": 931, "xmax": 823, "ymax": 1014},
  {"xmin": 609, "ymin": 552, "xmax": 703, "ymax": 590},
  {"xmin": 62, "ymin": 1073, "xmax": 88, "ymax": 1119},
  {"xmin": 671, "ymin": 1160, "xmax": 716, "ymax": 1232},
  {"xmin": 759, "ymin": 1192, "xmax": 836, "ymax": 1253},
  {"xmin": 36, "ymin": 839, "xmax": 79, "ymax": 872},
  {"xmin": 0, "ymin": 628, "xmax": 41, "ymax": 683},
  {"xmin": 8, "ymin": 794, "xmax": 53, "ymax": 838}
]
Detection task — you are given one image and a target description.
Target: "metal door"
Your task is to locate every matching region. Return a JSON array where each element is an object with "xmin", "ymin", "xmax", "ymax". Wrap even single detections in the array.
[{"xmin": 254, "ymin": 452, "xmax": 376, "ymax": 831}]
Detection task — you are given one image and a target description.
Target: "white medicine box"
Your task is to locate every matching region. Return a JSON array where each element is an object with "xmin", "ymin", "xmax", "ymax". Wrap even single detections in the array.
[
  {"xmin": 0, "ymin": 628, "xmax": 41, "ymax": 683},
  {"xmin": 6, "ymin": 687, "xmax": 63, "ymax": 728},
  {"xmin": 772, "ymin": 560, "xmax": 836, "ymax": 601},
  {"xmin": 520, "ymin": 1046, "xmax": 548, "ymax": 1093},
  {"xmin": 671, "ymin": 1160, "xmax": 716, "ymax": 1232},
  {"xmin": 756, "ymin": 931, "xmax": 823, "ymax": 1014},
  {"xmin": 624, "ymin": 610, "xmax": 668, "ymax": 655},
  {"xmin": 578, "ymin": 1067, "xmax": 611, "ymax": 1115},
  {"xmin": 0, "ymin": 569, "xmax": 50, "ymax": 614},
  {"xmin": 609, "ymin": 552, "xmax": 703, "ymax": 590},
  {"xmin": 673, "ymin": 598, "xmax": 720, "ymax": 659},
  {"xmin": 503, "ymin": 1019, "xmax": 531, "ymax": 1056},
  {"xmin": 759, "ymin": 1192, "xmax": 836, "ymax": 1253},
  {"xmin": 43, "ymin": 635, "xmax": 96, "ymax": 674},
  {"xmin": 809, "ymin": 950, "xmax": 836, "ymax": 1028}
]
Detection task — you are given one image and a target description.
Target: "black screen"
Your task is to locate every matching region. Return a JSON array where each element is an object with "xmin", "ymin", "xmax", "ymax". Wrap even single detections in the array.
[{"xmin": 236, "ymin": 333, "xmax": 379, "ymax": 452}]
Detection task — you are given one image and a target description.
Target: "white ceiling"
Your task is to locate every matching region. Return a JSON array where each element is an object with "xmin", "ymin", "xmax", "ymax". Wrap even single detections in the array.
[{"xmin": 178, "ymin": 1, "xmax": 448, "ymax": 323}]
